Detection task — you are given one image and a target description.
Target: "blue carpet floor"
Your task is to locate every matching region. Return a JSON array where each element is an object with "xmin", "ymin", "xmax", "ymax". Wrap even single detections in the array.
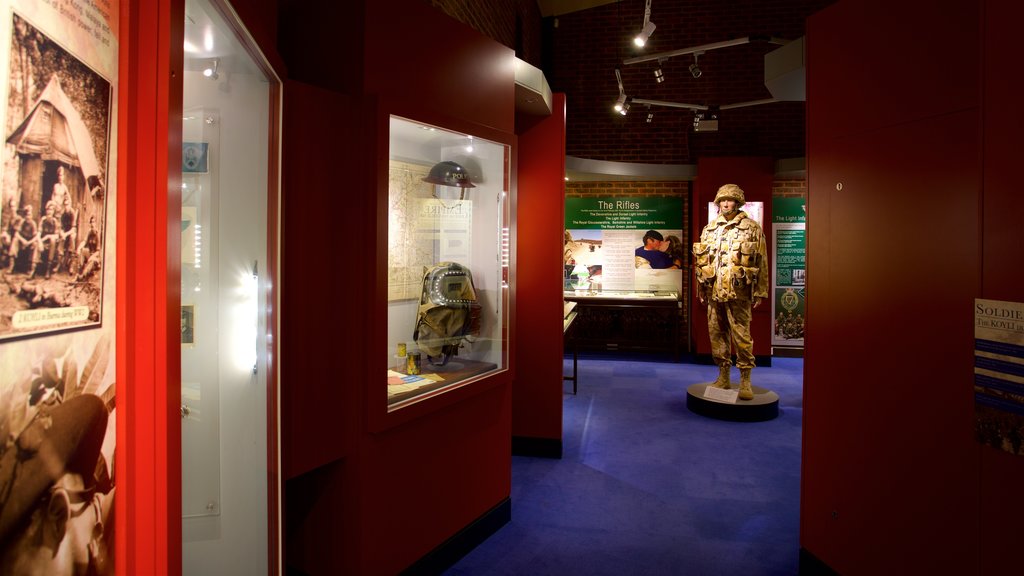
[{"xmin": 444, "ymin": 355, "xmax": 804, "ymax": 576}]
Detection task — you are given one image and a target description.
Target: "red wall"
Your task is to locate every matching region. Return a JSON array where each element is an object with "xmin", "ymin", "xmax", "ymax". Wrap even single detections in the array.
[
  {"xmin": 279, "ymin": 1, "xmax": 518, "ymax": 573},
  {"xmin": 118, "ymin": 1, "xmax": 286, "ymax": 573},
  {"xmin": 512, "ymin": 93, "xmax": 567, "ymax": 442},
  {"xmin": 118, "ymin": 1, "xmax": 182, "ymax": 574},
  {"xmin": 691, "ymin": 157, "xmax": 773, "ymax": 360},
  {"xmin": 280, "ymin": 81, "xmax": 362, "ymax": 479},
  {"xmin": 801, "ymin": 0, "xmax": 1023, "ymax": 573}
]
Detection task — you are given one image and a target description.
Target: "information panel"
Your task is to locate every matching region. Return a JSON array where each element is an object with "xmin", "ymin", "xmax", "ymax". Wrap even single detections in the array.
[
  {"xmin": 974, "ymin": 298, "xmax": 1024, "ymax": 456},
  {"xmin": 771, "ymin": 198, "xmax": 805, "ymax": 347},
  {"xmin": 564, "ymin": 197, "xmax": 683, "ymax": 292}
]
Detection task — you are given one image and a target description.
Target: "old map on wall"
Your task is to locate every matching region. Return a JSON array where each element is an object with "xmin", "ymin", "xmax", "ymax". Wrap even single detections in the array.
[{"xmin": 388, "ymin": 160, "xmax": 472, "ymax": 301}]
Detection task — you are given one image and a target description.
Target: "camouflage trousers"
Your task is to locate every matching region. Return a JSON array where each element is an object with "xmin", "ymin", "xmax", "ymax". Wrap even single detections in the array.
[{"xmin": 707, "ymin": 297, "xmax": 755, "ymax": 369}]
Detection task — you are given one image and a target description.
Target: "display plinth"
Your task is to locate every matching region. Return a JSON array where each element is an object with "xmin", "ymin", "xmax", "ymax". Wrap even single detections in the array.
[{"xmin": 686, "ymin": 383, "xmax": 779, "ymax": 422}]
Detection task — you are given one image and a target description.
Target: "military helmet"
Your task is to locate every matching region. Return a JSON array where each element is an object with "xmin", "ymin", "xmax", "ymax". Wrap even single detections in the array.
[
  {"xmin": 713, "ymin": 183, "xmax": 745, "ymax": 207},
  {"xmin": 423, "ymin": 160, "xmax": 476, "ymax": 188}
]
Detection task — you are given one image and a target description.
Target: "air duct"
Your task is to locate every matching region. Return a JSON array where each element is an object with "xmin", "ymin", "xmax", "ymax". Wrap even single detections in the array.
[{"xmin": 764, "ymin": 36, "xmax": 805, "ymax": 101}]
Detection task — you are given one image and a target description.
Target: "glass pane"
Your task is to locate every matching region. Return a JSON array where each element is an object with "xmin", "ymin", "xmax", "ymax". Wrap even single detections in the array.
[
  {"xmin": 387, "ymin": 116, "xmax": 509, "ymax": 410},
  {"xmin": 181, "ymin": 108, "xmax": 221, "ymax": 519},
  {"xmin": 181, "ymin": 0, "xmax": 271, "ymax": 573}
]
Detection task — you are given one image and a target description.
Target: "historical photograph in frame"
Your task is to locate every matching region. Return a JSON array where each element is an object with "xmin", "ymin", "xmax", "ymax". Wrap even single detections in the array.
[
  {"xmin": 182, "ymin": 141, "xmax": 208, "ymax": 173},
  {"xmin": 181, "ymin": 303, "xmax": 196, "ymax": 346},
  {"xmin": 0, "ymin": 12, "xmax": 111, "ymax": 341}
]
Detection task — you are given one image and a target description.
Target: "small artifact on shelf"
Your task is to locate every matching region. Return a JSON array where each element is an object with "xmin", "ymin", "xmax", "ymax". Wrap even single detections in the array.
[
  {"xmin": 407, "ymin": 351, "xmax": 422, "ymax": 375},
  {"xmin": 395, "ymin": 342, "xmax": 408, "ymax": 372}
]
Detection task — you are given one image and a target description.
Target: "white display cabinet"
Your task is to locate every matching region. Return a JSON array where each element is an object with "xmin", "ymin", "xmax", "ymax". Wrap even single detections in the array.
[{"xmin": 385, "ymin": 115, "xmax": 510, "ymax": 411}]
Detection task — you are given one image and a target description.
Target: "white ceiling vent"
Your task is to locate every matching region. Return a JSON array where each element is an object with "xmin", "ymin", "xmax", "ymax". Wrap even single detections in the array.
[
  {"xmin": 515, "ymin": 57, "xmax": 553, "ymax": 117},
  {"xmin": 764, "ymin": 36, "xmax": 805, "ymax": 101}
]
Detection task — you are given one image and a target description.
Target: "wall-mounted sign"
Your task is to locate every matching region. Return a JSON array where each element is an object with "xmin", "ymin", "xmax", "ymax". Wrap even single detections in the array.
[
  {"xmin": 565, "ymin": 197, "xmax": 683, "ymax": 292},
  {"xmin": 771, "ymin": 198, "xmax": 805, "ymax": 347},
  {"xmin": 0, "ymin": 0, "xmax": 118, "ymax": 570},
  {"xmin": 974, "ymin": 298, "xmax": 1024, "ymax": 456}
]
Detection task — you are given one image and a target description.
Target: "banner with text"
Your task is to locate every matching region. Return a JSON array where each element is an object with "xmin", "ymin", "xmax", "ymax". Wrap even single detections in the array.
[
  {"xmin": 771, "ymin": 198, "xmax": 805, "ymax": 346},
  {"xmin": 974, "ymin": 298, "xmax": 1024, "ymax": 457}
]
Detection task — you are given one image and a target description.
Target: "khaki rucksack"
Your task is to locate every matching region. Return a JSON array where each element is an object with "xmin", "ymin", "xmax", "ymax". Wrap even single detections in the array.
[{"xmin": 413, "ymin": 262, "xmax": 481, "ymax": 366}]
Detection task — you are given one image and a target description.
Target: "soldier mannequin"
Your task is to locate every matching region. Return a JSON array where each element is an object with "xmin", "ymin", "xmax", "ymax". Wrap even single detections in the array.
[{"xmin": 693, "ymin": 184, "xmax": 768, "ymax": 400}]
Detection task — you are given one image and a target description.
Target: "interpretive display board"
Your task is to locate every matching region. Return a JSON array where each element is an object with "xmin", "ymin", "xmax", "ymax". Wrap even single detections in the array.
[
  {"xmin": 564, "ymin": 196, "xmax": 683, "ymax": 292},
  {"xmin": 386, "ymin": 116, "xmax": 509, "ymax": 411},
  {"xmin": 771, "ymin": 198, "xmax": 805, "ymax": 347},
  {"xmin": 0, "ymin": 0, "xmax": 118, "ymax": 571},
  {"xmin": 974, "ymin": 298, "xmax": 1024, "ymax": 456}
]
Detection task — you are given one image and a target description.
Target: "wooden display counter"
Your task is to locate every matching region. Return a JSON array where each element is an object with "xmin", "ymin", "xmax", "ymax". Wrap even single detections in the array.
[{"xmin": 563, "ymin": 290, "xmax": 682, "ymax": 357}]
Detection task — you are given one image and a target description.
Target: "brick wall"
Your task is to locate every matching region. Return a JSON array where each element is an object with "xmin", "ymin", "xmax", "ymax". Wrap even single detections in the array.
[
  {"xmin": 547, "ymin": 0, "xmax": 834, "ymax": 164},
  {"xmin": 424, "ymin": 0, "xmax": 543, "ymax": 66},
  {"xmin": 422, "ymin": 1, "xmax": 831, "ymax": 166},
  {"xmin": 772, "ymin": 179, "xmax": 807, "ymax": 198}
]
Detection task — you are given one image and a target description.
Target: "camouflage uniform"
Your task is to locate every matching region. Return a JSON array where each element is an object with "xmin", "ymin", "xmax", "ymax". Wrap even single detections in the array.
[{"xmin": 692, "ymin": 184, "xmax": 768, "ymax": 398}]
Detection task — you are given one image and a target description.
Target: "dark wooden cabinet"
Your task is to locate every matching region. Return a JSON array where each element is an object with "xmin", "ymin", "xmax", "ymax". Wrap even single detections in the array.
[{"xmin": 564, "ymin": 291, "xmax": 682, "ymax": 356}]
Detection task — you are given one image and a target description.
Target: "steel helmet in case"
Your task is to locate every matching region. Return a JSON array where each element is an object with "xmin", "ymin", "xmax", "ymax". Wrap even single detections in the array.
[{"xmin": 423, "ymin": 160, "xmax": 476, "ymax": 188}]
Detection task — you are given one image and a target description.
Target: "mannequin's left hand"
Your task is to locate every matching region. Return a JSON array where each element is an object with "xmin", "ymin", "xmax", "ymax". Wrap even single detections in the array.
[{"xmin": 753, "ymin": 297, "xmax": 763, "ymax": 309}]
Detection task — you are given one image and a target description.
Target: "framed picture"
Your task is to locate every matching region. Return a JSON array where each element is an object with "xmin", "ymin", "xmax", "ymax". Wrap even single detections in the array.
[
  {"xmin": 181, "ymin": 304, "xmax": 196, "ymax": 346},
  {"xmin": 182, "ymin": 142, "xmax": 209, "ymax": 173},
  {"xmin": 0, "ymin": 12, "xmax": 112, "ymax": 342}
]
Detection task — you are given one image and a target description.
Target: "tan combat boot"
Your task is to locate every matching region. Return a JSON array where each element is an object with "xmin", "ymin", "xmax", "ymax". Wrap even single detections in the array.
[
  {"xmin": 738, "ymin": 368, "xmax": 754, "ymax": 400},
  {"xmin": 712, "ymin": 364, "xmax": 731, "ymax": 389}
]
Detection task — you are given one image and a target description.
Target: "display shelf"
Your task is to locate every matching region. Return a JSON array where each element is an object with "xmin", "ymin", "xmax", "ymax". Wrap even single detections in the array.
[{"xmin": 563, "ymin": 289, "xmax": 679, "ymax": 301}]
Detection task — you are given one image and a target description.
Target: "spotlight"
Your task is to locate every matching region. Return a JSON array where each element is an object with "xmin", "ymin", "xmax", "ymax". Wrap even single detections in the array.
[
  {"xmin": 614, "ymin": 92, "xmax": 626, "ymax": 112},
  {"xmin": 634, "ymin": 0, "xmax": 655, "ymax": 47},
  {"xmin": 654, "ymin": 58, "xmax": 667, "ymax": 83},
  {"xmin": 689, "ymin": 52, "xmax": 702, "ymax": 79},
  {"xmin": 634, "ymin": 20, "xmax": 656, "ymax": 47},
  {"xmin": 202, "ymin": 58, "xmax": 219, "ymax": 80},
  {"xmin": 693, "ymin": 111, "xmax": 718, "ymax": 132},
  {"xmin": 619, "ymin": 100, "xmax": 631, "ymax": 116},
  {"xmin": 646, "ymin": 112, "xmax": 654, "ymax": 123}
]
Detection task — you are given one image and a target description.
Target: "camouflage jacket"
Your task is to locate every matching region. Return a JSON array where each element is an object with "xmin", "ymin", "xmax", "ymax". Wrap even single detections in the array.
[{"xmin": 692, "ymin": 211, "xmax": 768, "ymax": 302}]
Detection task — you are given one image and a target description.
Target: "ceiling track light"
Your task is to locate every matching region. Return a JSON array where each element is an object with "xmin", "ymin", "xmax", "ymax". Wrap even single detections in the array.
[
  {"xmin": 634, "ymin": 0, "xmax": 655, "ymax": 47},
  {"xmin": 619, "ymin": 99, "xmax": 631, "ymax": 116},
  {"xmin": 653, "ymin": 58, "xmax": 666, "ymax": 83},
  {"xmin": 613, "ymin": 68, "xmax": 627, "ymax": 112},
  {"xmin": 623, "ymin": 36, "xmax": 790, "ymax": 66},
  {"xmin": 689, "ymin": 52, "xmax": 702, "ymax": 79},
  {"xmin": 634, "ymin": 21, "xmax": 656, "ymax": 47},
  {"xmin": 632, "ymin": 98, "xmax": 708, "ymax": 111}
]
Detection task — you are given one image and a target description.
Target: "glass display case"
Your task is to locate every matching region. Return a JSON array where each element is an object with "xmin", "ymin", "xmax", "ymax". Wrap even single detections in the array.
[
  {"xmin": 386, "ymin": 116, "xmax": 510, "ymax": 410},
  {"xmin": 563, "ymin": 289, "xmax": 679, "ymax": 301}
]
